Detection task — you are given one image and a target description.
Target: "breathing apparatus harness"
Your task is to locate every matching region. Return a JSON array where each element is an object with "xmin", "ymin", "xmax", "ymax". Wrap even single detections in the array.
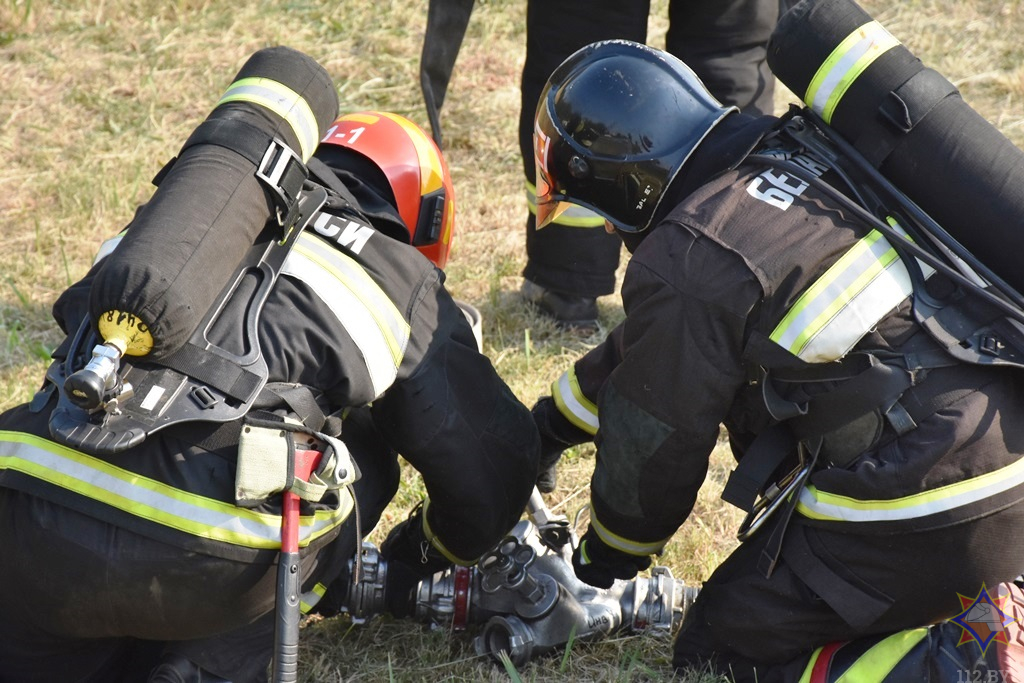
[
  {"xmin": 39, "ymin": 112, "xmax": 388, "ymax": 461},
  {"xmin": 721, "ymin": 107, "xmax": 1024, "ymax": 574},
  {"xmin": 44, "ymin": 129, "xmax": 309, "ymax": 443}
]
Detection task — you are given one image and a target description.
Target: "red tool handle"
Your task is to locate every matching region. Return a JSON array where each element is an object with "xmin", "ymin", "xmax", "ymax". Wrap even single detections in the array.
[{"xmin": 272, "ymin": 447, "xmax": 323, "ymax": 683}]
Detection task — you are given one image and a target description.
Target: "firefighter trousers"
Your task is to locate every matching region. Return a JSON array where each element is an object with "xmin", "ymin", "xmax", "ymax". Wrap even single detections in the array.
[
  {"xmin": 673, "ymin": 504, "xmax": 1024, "ymax": 682},
  {"xmin": 0, "ymin": 409, "xmax": 400, "ymax": 683}
]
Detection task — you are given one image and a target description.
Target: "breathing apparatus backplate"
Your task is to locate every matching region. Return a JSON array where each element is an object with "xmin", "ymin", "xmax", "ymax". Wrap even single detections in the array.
[{"xmin": 48, "ymin": 185, "xmax": 329, "ymax": 455}]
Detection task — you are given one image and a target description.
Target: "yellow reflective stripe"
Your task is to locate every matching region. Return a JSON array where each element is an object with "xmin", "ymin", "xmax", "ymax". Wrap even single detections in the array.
[
  {"xmin": 93, "ymin": 231, "xmax": 127, "ymax": 265},
  {"xmin": 797, "ymin": 454, "xmax": 1024, "ymax": 522},
  {"xmin": 283, "ymin": 234, "xmax": 410, "ymax": 398},
  {"xmin": 218, "ymin": 77, "xmax": 320, "ymax": 160},
  {"xmin": 771, "ymin": 229, "xmax": 909, "ymax": 361},
  {"xmin": 380, "ymin": 112, "xmax": 443, "ymax": 195},
  {"xmin": 835, "ymin": 628, "xmax": 928, "ymax": 682},
  {"xmin": 590, "ymin": 509, "xmax": 668, "ymax": 556},
  {"xmin": 552, "ymin": 368, "xmax": 598, "ymax": 435},
  {"xmin": 421, "ymin": 498, "xmax": 474, "ymax": 565},
  {"xmin": 300, "ymin": 582, "xmax": 328, "ymax": 614},
  {"xmin": 0, "ymin": 431, "xmax": 350, "ymax": 549},
  {"xmin": 804, "ymin": 21, "xmax": 900, "ymax": 124},
  {"xmin": 797, "ymin": 645, "xmax": 826, "ymax": 683},
  {"xmin": 525, "ymin": 180, "xmax": 605, "ymax": 227}
]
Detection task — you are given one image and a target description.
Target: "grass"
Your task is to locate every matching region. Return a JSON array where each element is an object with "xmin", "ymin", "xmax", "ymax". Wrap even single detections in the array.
[{"xmin": 1, "ymin": 0, "xmax": 1022, "ymax": 680}]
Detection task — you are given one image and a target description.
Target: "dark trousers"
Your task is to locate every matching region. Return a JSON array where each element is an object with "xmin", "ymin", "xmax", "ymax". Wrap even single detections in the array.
[
  {"xmin": 673, "ymin": 504, "xmax": 1024, "ymax": 682},
  {"xmin": 0, "ymin": 409, "xmax": 399, "ymax": 683},
  {"xmin": 519, "ymin": 0, "xmax": 781, "ymax": 297}
]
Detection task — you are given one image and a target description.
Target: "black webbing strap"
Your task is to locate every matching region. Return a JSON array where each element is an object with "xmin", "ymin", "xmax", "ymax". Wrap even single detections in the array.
[
  {"xmin": 765, "ymin": 347, "xmax": 957, "ymax": 446},
  {"xmin": 724, "ymin": 345, "xmax": 957, "ymax": 515},
  {"xmin": 175, "ymin": 385, "xmax": 344, "ymax": 454},
  {"xmin": 757, "ymin": 440, "xmax": 820, "ymax": 579},
  {"xmin": 255, "ymin": 384, "xmax": 327, "ymax": 432},
  {"xmin": 305, "ymin": 156, "xmax": 375, "ymax": 223},
  {"xmin": 722, "ymin": 423, "xmax": 797, "ymax": 513},
  {"xmin": 853, "ymin": 67, "xmax": 958, "ymax": 168},
  {"xmin": 785, "ymin": 356, "xmax": 912, "ymax": 442},
  {"xmin": 158, "ymin": 341, "xmax": 266, "ymax": 404},
  {"xmin": 183, "ymin": 117, "xmax": 280, "ymax": 167},
  {"xmin": 153, "ymin": 117, "xmax": 274, "ymax": 187},
  {"xmin": 155, "ymin": 117, "xmax": 309, "ymax": 228},
  {"xmin": 253, "ymin": 383, "xmax": 343, "ymax": 438}
]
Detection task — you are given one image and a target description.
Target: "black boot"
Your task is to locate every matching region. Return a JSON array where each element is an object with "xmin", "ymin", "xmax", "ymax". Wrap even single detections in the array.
[{"xmin": 521, "ymin": 279, "xmax": 599, "ymax": 331}]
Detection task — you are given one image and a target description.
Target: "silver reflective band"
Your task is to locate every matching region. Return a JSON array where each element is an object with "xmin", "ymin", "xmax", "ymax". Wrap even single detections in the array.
[
  {"xmin": 591, "ymin": 509, "xmax": 666, "ymax": 556},
  {"xmin": 0, "ymin": 432, "xmax": 350, "ymax": 549},
  {"xmin": 282, "ymin": 233, "xmax": 410, "ymax": 399},
  {"xmin": 797, "ymin": 453, "xmax": 1024, "ymax": 522},
  {"xmin": 93, "ymin": 233, "xmax": 125, "ymax": 265},
  {"xmin": 771, "ymin": 223, "xmax": 933, "ymax": 362},
  {"xmin": 804, "ymin": 20, "xmax": 900, "ymax": 124},
  {"xmin": 218, "ymin": 77, "xmax": 320, "ymax": 161},
  {"xmin": 552, "ymin": 368, "xmax": 599, "ymax": 435}
]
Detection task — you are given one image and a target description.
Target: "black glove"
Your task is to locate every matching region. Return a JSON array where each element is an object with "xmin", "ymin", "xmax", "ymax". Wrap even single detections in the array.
[
  {"xmin": 532, "ymin": 397, "xmax": 583, "ymax": 493},
  {"xmin": 379, "ymin": 505, "xmax": 452, "ymax": 618},
  {"xmin": 571, "ymin": 526, "xmax": 652, "ymax": 589}
]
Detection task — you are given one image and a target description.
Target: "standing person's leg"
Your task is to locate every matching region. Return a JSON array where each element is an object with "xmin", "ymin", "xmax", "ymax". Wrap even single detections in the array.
[
  {"xmin": 665, "ymin": 0, "xmax": 780, "ymax": 115},
  {"xmin": 518, "ymin": 0, "xmax": 650, "ymax": 326}
]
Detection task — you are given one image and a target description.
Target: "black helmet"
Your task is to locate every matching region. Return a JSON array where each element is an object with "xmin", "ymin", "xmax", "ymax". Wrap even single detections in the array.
[{"xmin": 534, "ymin": 40, "xmax": 737, "ymax": 233}]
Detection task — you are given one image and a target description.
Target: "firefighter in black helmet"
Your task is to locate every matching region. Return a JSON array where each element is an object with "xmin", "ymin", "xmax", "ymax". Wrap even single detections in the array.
[
  {"xmin": 0, "ymin": 103, "xmax": 540, "ymax": 681},
  {"xmin": 530, "ymin": 39, "xmax": 1024, "ymax": 681},
  {"xmin": 519, "ymin": 0, "xmax": 784, "ymax": 332}
]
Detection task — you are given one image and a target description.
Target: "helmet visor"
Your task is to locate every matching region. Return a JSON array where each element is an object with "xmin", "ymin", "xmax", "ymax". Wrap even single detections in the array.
[
  {"xmin": 533, "ymin": 83, "xmax": 648, "ymax": 234},
  {"xmin": 534, "ymin": 111, "xmax": 563, "ymax": 229},
  {"xmin": 535, "ymin": 199, "xmax": 573, "ymax": 229}
]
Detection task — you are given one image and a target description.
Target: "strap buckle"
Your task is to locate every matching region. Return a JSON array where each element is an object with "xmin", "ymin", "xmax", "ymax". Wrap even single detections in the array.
[
  {"xmin": 736, "ymin": 441, "xmax": 818, "ymax": 543},
  {"xmin": 256, "ymin": 138, "xmax": 308, "ymax": 228}
]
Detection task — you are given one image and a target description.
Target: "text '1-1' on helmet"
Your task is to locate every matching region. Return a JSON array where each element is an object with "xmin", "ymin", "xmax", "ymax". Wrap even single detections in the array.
[
  {"xmin": 319, "ymin": 111, "xmax": 456, "ymax": 268},
  {"xmin": 534, "ymin": 39, "xmax": 737, "ymax": 233}
]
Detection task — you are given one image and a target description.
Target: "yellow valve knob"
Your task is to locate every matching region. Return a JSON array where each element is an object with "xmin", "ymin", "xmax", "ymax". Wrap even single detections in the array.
[{"xmin": 97, "ymin": 310, "xmax": 154, "ymax": 357}]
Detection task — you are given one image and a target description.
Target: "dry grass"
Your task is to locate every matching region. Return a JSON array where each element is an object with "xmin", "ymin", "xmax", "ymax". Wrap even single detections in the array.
[{"xmin": 1, "ymin": 0, "xmax": 1022, "ymax": 680}]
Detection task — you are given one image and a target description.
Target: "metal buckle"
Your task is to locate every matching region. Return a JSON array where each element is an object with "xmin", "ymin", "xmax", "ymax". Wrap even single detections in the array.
[
  {"xmin": 735, "ymin": 441, "xmax": 817, "ymax": 542},
  {"xmin": 256, "ymin": 138, "xmax": 308, "ymax": 228}
]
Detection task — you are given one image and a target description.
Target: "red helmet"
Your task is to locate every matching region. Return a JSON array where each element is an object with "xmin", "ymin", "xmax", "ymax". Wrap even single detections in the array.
[{"xmin": 319, "ymin": 111, "xmax": 456, "ymax": 269}]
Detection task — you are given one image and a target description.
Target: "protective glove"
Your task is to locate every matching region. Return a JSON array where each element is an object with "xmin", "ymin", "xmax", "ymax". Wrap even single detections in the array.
[
  {"xmin": 571, "ymin": 526, "xmax": 652, "ymax": 589},
  {"xmin": 379, "ymin": 504, "xmax": 452, "ymax": 618},
  {"xmin": 532, "ymin": 397, "xmax": 584, "ymax": 493}
]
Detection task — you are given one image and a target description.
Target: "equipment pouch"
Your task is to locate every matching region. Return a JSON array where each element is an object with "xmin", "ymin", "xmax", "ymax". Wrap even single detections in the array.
[
  {"xmin": 235, "ymin": 424, "xmax": 294, "ymax": 508},
  {"xmin": 234, "ymin": 424, "xmax": 359, "ymax": 508}
]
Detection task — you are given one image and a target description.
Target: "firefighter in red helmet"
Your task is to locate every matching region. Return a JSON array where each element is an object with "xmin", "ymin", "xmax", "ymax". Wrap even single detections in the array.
[
  {"xmin": 530, "ymin": 39, "xmax": 1024, "ymax": 682},
  {"xmin": 0, "ymin": 98, "xmax": 539, "ymax": 682},
  {"xmin": 320, "ymin": 111, "xmax": 457, "ymax": 270}
]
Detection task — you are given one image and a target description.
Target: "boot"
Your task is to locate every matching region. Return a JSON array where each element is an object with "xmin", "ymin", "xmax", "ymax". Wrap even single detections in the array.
[{"xmin": 520, "ymin": 279, "xmax": 599, "ymax": 331}]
